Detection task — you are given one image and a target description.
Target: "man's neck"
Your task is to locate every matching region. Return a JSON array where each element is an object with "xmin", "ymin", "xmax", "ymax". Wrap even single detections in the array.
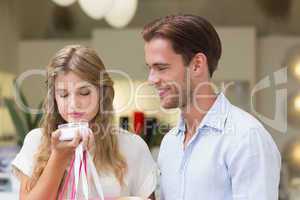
[{"xmin": 181, "ymin": 88, "xmax": 217, "ymax": 147}]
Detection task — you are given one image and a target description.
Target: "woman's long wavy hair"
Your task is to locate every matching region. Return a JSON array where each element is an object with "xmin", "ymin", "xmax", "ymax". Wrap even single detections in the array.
[{"xmin": 26, "ymin": 45, "xmax": 127, "ymax": 191}]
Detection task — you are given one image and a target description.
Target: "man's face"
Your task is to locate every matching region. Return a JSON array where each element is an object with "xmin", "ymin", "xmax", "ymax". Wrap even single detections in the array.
[{"xmin": 144, "ymin": 38, "xmax": 189, "ymax": 109}]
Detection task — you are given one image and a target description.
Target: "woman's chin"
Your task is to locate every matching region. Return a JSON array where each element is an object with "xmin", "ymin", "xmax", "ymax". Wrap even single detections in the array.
[
  {"xmin": 116, "ymin": 197, "xmax": 146, "ymax": 200},
  {"xmin": 67, "ymin": 118, "xmax": 89, "ymax": 123}
]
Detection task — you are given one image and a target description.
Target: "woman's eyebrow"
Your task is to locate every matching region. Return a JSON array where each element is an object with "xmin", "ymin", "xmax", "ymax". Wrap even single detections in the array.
[
  {"xmin": 78, "ymin": 85, "xmax": 91, "ymax": 89},
  {"xmin": 55, "ymin": 85, "xmax": 92, "ymax": 92},
  {"xmin": 55, "ymin": 88, "xmax": 67, "ymax": 91}
]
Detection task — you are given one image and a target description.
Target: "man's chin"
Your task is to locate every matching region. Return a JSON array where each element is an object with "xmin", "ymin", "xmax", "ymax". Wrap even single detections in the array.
[{"xmin": 160, "ymin": 101, "xmax": 177, "ymax": 109}]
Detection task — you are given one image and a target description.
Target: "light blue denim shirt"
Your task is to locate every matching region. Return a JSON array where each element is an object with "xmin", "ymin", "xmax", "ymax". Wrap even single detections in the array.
[{"xmin": 158, "ymin": 93, "xmax": 281, "ymax": 200}]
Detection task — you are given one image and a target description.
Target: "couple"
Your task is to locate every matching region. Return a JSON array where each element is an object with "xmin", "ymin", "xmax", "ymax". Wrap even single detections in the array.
[{"xmin": 12, "ymin": 14, "xmax": 281, "ymax": 200}]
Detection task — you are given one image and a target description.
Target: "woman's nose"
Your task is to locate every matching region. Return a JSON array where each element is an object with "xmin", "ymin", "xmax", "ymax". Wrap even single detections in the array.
[{"xmin": 69, "ymin": 94, "xmax": 81, "ymax": 110}]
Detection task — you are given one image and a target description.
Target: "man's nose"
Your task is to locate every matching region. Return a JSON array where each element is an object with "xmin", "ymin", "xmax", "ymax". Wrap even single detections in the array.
[{"xmin": 148, "ymin": 69, "xmax": 160, "ymax": 85}]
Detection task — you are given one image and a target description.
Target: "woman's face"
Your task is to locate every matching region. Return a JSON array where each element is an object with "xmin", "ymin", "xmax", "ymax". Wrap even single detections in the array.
[{"xmin": 54, "ymin": 71, "xmax": 100, "ymax": 123}]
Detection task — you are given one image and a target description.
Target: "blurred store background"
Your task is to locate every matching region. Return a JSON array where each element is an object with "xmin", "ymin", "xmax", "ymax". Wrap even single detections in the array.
[{"xmin": 1, "ymin": 0, "xmax": 300, "ymax": 199}]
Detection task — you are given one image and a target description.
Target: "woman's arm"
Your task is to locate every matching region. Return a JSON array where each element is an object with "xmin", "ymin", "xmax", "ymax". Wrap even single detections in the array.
[
  {"xmin": 19, "ymin": 152, "xmax": 69, "ymax": 200},
  {"xmin": 19, "ymin": 130, "xmax": 87, "ymax": 200}
]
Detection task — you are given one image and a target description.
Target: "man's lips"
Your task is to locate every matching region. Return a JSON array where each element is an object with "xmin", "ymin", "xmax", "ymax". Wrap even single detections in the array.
[{"xmin": 157, "ymin": 88, "xmax": 170, "ymax": 98}]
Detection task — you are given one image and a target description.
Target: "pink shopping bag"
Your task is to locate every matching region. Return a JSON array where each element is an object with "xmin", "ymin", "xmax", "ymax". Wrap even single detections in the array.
[{"xmin": 58, "ymin": 144, "xmax": 105, "ymax": 200}]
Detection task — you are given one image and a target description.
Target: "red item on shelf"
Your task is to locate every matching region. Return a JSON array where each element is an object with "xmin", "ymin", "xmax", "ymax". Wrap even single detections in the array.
[{"xmin": 133, "ymin": 112, "xmax": 144, "ymax": 135}]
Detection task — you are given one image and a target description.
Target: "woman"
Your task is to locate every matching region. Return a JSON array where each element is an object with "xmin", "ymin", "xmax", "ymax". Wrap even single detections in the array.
[{"xmin": 12, "ymin": 45, "xmax": 157, "ymax": 199}]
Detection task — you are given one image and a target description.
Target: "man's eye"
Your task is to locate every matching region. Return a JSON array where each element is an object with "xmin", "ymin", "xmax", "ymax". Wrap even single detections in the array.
[{"xmin": 158, "ymin": 67, "xmax": 167, "ymax": 71}]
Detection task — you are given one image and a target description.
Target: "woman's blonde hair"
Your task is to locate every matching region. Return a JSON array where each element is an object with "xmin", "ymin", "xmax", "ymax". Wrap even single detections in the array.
[{"xmin": 26, "ymin": 45, "xmax": 127, "ymax": 190}]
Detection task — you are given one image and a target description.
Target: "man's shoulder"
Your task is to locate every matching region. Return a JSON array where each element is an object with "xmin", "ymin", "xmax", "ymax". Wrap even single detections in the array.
[
  {"xmin": 227, "ymin": 104, "xmax": 264, "ymax": 131},
  {"xmin": 224, "ymin": 104, "xmax": 274, "ymax": 145}
]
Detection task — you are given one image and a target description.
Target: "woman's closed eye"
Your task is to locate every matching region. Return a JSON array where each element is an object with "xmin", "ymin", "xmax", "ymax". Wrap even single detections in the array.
[
  {"xmin": 56, "ymin": 87, "xmax": 91, "ymax": 98},
  {"xmin": 79, "ymin": 89, "xmax": 90, "ymax": 96},
  {"xmin": 57, "ymin": 91, "xmax": 68, "ymax": 98}
]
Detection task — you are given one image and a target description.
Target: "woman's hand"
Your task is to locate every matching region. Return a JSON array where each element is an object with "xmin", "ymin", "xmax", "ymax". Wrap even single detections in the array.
[
  {"xmin": 20, "ymin": 129, "xmax": 94, "ymax": 200},
  {"xmin": 50, "ymin": 128, "xmax": 95, "ymax": 163},
  {"xmin": 50, "ymin": 129, "xmax": 81, "ymax": 163},
  {"xmin": 83, "ymin": 128, "xmax": 96, "ymax": 154}
]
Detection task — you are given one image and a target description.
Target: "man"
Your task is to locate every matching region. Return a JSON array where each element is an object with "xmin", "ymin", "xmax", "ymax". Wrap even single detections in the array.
[{"xmin": 142, "ymin": 14, "xmax": 281, "ymax": 200}]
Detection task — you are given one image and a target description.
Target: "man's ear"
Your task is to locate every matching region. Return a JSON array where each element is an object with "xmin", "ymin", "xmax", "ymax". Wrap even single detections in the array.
[{"xmin": 190, "ymin": 52, "xmax": 208, "ymax": 77}]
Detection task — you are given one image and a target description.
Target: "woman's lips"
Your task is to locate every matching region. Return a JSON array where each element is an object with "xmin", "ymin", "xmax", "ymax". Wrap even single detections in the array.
[{"xmin": 68, "ymin": 112, "xmax": 85, "ymax": 118}]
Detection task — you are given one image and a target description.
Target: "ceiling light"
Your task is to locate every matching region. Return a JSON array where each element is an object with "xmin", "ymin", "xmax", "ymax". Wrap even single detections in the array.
[
  {"xmin": 52, "ymin": 0, "xmax": 76, "ymax": 7},
  {"xmin": 78, "ymin": 0, "xmax": 114, "ymax": 20},
  {"xmin": 51, "ymin": 0, "xmax": 138, "ymax": 28},
  {"xmin": 105, "ymin": 0, "xmax": 138, "ymax": 28}
]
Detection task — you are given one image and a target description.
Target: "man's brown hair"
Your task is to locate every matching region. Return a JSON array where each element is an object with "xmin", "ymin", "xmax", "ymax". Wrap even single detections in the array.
[{"xmin": 142, "ymin": 14, "xmax": 222, "ymax": 77}]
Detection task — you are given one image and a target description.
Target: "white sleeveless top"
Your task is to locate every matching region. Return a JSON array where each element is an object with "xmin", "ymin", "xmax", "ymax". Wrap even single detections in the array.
[{"xmin": 12, "ymin": 128, "xmax": 157, "ymax": 198}]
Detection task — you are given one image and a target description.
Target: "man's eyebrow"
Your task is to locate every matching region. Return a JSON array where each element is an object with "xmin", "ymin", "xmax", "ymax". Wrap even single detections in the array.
[{"xmin": 147, "ymin": 62, "xmax": 170, "ymax": 67}]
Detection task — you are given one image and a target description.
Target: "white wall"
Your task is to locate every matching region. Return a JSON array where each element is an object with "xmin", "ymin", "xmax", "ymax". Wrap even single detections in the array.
[
  {"xmin": 92, "ymin": 29, "xmax": 148, "ymax": 80},
  {"xmin": 0, "ymin": 72, "xmax": 15, "ymax": 136},
  {"xmin": 0, "ymin": 0, "xmax": 19, "ymax": 73},
  {"xmin": 18, "ymin": 40, "xmax": 91, "ymax": 72},
  {"xmin": 0, "ymin": 0, "xmax": 18, "ymax": 136},
  {"xmin": 214, "ymin": 27, "xmax": 256, "ymax": 85}
]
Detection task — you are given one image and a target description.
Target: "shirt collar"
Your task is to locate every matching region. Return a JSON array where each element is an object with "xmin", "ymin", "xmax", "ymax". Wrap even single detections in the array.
[{"xmin": 174, "ymin": 93, "xmax": 231, "ymax": 135}]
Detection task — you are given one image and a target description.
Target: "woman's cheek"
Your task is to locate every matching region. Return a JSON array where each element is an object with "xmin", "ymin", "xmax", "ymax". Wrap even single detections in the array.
[
  {"xmin": 84, "ymin": 98, "xmax": 95, "ymax": 113},
  {"xmin": 57, "ymin": 99, "xmax": 68, "ymax": 117},
  {"xmin": 87, "ymin": 97, "xmax": 99, "ymax": 118}
]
